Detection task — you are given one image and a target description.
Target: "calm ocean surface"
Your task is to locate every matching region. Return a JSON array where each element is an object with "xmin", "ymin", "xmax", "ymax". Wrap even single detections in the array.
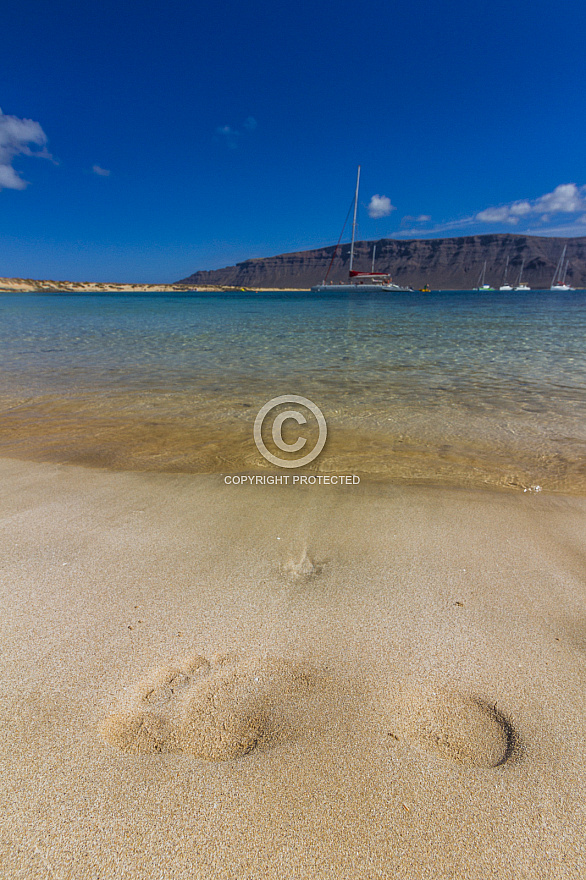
[{"xmin": 0, "ymin": 289, "xmax": 585, "ymax": 492}]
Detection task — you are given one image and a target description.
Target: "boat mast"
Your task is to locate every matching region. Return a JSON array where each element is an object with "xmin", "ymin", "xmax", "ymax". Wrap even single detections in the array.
[
  {"xmin": 349, "ymin": 165, "xmax": 361, "ymax": 273},
  {"xmin": 517, "ymin": 258, "xmax": 525, "ymax": 285},
  {"xmin": 503, "ymin": 255, "xmax": 509, "ymax": 285},
  {"xmin": 478, "ymin": 260, "xmax": 487, "ymax": 287},
  {"xmin": 371, "ymin": 244, "xmax": 376, "ymax": 273},
  {"xmin": 552, "ymin": 244, "xmax": 567, "ymax": 286}
]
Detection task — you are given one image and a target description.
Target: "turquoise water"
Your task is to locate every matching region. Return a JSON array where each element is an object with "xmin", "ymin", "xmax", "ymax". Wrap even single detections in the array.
[{"xmin": 0, "ymin": 289, "xmax": 585, "ymax": 491}]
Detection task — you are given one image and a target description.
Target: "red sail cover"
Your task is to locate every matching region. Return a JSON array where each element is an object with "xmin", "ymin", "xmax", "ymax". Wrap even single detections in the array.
[{"xmin": 349, "ymin": 271, "xmax": 390, "ymax": 278}]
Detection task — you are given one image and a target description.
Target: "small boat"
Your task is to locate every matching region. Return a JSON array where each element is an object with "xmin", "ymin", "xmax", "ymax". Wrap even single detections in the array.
[
  {"xmin": 312, "ymin": 167, "xmax": 412, "ymax": 293},
  {"xmin": 550, "ymin": 245, "xmax": 574, "ymax": 291},
  {"xmin": 420, "ymin": 284, "xmax": 431, "ymax": 292},
  {"xmin": 474, "ymin": 261, "xmax": 494, "ymax": 291},
  {"xmin": 514, "ymin": 258, "xmax": 530, "ymax": 291},
  {"xmin": 499, "ymin": 256, "xmax": 513, "ymax": 291}
]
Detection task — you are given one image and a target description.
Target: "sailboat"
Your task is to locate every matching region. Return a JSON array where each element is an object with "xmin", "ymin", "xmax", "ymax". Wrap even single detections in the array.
[
  {"xmin": 474, "ymin": 261, "xmax": 494, "ymax": 291},
  {"xmin": 551, "ymin": 245, "xmax": 574, "ymax": 291},
  {"xmin": 311, "ymin": 167, "xmax": 412, "ymax": 293},
  {"xmin": 499, "ymin": 256, "xmax": 513, "ymax": 291},
  {"xmin": 514, "ymin": 258, "xmax": 530, "ymax": 291}
]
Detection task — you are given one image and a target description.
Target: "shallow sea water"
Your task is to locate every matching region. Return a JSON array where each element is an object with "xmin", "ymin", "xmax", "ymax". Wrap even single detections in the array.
[{"xmin": 0, "ymin": 289, "xmax": 585, "ymax": 492}]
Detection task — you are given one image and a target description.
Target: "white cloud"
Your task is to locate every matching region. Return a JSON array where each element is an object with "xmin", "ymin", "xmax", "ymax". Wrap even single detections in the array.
[
  {"xmin": 0, "ymin": 107, "xmax": 50, "ymax": 191},
  {"xmin": 368, "ymin": 194, "xmax": 394, "ymax": 219},
  {"xmin": 402, "ymin": 214, "xmax": 431, "ymax": 225},
  {"xmin": 396, "ymin": 216, "xmax": 475, "ymax": 237},
  {"xmin": 0, "ymin": 163, "xmax": 26, "ymax": 190},
  {"xmin": 476, "ymin": 183, "xmax": 586, "ymax": 225},
  {"xmin": 509, "ymin": 201, "xmax": 531, "ymax": 216},
  {"xmin": 365, "ymin": 182, "xmax": 586, "ymax": 240},
  {"xmin": 476, "ymin": 205, "xmax": 519, "ymax": 224},
  {"xmin": 534, "ymin": 183, "xmax": 584, "ymax": 213},
  {"xmin": 92, "ymin": 164, "xmax": 111, "ymax": 176}
]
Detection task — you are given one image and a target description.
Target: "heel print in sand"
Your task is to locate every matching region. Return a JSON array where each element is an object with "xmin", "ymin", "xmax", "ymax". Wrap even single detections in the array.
[
  {"xmin": 103, "ymin": 653, "xmax": 313, "ymax": 760},
  {"xmin": 387, "ymin": 683, "xmax": 519, "ymax": 768}
]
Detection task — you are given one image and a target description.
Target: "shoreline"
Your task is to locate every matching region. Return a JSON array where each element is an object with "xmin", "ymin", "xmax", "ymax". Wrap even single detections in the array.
[
  {"xmin": 0, "ymin": 449, "xmax": 575, "ymax": 496},
  {"xmin": 0, "ymin": 278, "xmax": 311, "ymax": 293},
  {"xmin": 3, "ymin": 278, "xmax": 585, "ymax": 294},
  {"xmin": 1, "ymin": 286, "xmax": 584, "ymax": 497},
  {"xmin": 0, "ymin": 399, "xmax": 583, "ymax": 496}
]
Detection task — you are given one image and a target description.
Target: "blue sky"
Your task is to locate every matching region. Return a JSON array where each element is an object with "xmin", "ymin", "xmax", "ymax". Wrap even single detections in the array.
[{"xmin": 1, "ymin": 0, "xmax": 586, "ymax": 282}]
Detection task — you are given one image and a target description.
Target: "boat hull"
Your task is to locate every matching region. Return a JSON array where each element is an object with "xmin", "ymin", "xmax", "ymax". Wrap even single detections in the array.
[{"xmin": 311, "ymin": 283, "xmax": 413, "ymax": 293}]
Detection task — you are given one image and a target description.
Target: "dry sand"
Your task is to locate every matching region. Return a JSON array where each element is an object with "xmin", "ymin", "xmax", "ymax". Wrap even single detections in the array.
[
  {"xmin": 0, "ymin": 278, "xmax": 309, "ymax": 293},
  {"xmin": 0, "ymin": 456, "xmax": 584, "ymax": 879}
]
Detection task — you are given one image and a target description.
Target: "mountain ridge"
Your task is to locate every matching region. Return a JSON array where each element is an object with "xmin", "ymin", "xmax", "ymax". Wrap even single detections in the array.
[{"xmin": 179, "ymin": 234, "xmax": 586, "ymax": 289}]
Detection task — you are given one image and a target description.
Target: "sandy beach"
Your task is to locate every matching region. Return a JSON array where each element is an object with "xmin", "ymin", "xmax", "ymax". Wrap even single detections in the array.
[
  {"xmin": 1, "ymin": 456, "xmax": 584, "ymax": 879},
  {"xmin": 4, "ymin": 0, "xmax": 586, "ymax": 876},
  {"xmin": 0, "ymin": 278, "xmax": 310, "ymax": 294}
]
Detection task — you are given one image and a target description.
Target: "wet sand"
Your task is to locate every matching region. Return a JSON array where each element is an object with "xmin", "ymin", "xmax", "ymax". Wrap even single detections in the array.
[
  {"xmin": 1, "ymin": 390, "xmax": 584, "ymax": 494},
  {"xmin": 0, "ymin": 456, "xmax": 584, "ymax": 879}
]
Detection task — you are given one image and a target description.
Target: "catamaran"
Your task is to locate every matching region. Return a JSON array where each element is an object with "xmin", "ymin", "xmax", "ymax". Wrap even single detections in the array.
[
  {"xmin": 311, "ymin": 167, "xmax": 412, "ymax": 293},
  {"xmin": 550, "ymin": 245, "xmax": 574, "ymax": 291}
]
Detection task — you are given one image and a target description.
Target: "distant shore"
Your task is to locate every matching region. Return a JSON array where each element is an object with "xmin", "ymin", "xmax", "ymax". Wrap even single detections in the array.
[
  {"xmin": 3, "ymin": 276, "xmax": 586, "ymax": 294},
  {"xmin": 178, "ymin": 233, "xmax": 586, "ymax": 290},
  {"xmin": 0, "ymin": 277, "xmax": 311, "ymax": 293}
]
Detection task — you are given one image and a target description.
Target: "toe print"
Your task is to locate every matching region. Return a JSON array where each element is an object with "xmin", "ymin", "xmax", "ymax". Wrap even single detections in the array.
[{"xmin": 103, "ymin": 653, "xmax": 314, "ymax": 760}]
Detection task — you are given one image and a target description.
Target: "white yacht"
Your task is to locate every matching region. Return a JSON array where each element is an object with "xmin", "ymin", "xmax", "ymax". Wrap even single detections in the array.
[
  {"xmin": 514, "ymin": 258, "xmax": 530, "ymax": 291},
  {"xmin": 499, "ymin": 256, "xmax": 513, "ymax": 290},
  {"xmin": 474, "ymin": 261, "xmax": 494, "ymax": 290},
  {"xmin": 550, "ymin": 245, "xmax": 574, "ymax": 291},
  {"xmin": 311, "ymin": 167, "xmax": 412, "ymax": 293}
]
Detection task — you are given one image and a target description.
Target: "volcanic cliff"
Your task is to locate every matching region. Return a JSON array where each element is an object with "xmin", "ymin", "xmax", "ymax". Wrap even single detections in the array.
[{"xmin": 179, "ymin": 234, "xmax": 586, "ymax": 289}]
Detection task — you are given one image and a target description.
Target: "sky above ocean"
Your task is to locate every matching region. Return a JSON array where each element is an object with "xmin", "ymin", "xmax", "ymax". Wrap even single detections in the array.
[{"xmin": 1, "ymin": 0, "xmax": 586, "ymax": 282}]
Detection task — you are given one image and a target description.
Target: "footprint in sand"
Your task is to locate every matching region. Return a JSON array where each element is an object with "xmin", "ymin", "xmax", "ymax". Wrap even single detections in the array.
[
  {"xmin": 387, "ymin": 683, "xmax": 518, "ymax": 768},
  {"xmin": 103, "ymin": 653, "xmax": 314, "ymax": 760}
]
